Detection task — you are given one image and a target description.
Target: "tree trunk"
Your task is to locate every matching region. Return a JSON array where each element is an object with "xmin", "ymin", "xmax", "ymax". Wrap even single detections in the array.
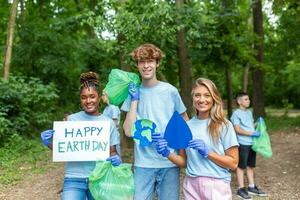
[
  {"xmin": 242, "ymin": 63, "xmax": 249, "ymax": 92},
  {"xmin": 116, "ymin": 0, "xmax": 129, "ymax": 71},
  {"xmin": 38, "ymin": 0, "xmax": 46, "ymax": 20},
  {"xmin": 74, "ymin": 0, "xmax": 82, "ymax": 10},
  {"xmin": 242, "ymin": 8, "xmax": 252, "ymax": 93},
  {"xmin": 222, "ymin": 0, "xmax": 233, "ymax": 117},
  {"xmin": 3, "ymin": 0, "xmax": 18, "ymax": 80},
  {"xmin": 117, "ymin": 35, "xmax": 132, "ymax": 149},
  {"xmin": 116, "ymin": 0, "xmax": 133, "ymax": 151},
  {"xmin": 176, "ymin": 0, "xmax": 193, "ymax": 116},
  {"xmin": 225, "ymin": 64, "xmax": 233, "ymax": 117},
  {"xmin": 252, "ymin": 0, "xmax": 265, "ymax": 117},
  {"xmin": 117, "ymin": 33, "xmax": 130, "ymax": 71}
]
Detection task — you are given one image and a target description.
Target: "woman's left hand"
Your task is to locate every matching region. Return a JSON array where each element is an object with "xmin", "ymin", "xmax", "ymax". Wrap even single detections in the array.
[
  {"xmin": 188, "ymin": 139, "xmax": 209, "ymax": 158},
  {"xmin": 106, "ymin": 154, "xmax": 122, "ymax": 166}
]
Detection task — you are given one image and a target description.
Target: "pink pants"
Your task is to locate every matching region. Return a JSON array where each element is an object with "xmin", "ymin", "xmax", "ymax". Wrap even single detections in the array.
[{"xmin": 183, "ymin": 176, "xmax": 232, "ymax": 200}]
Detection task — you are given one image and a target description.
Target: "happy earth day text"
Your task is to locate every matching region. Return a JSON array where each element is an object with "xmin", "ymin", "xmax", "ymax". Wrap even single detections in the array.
[{"xmin": 57, "ymin": 126, "xmax": 108, "ymax": 153}]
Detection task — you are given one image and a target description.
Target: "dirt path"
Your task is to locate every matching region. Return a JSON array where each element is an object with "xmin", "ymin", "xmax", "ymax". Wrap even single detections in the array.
[
  {"xmin": 232, "ymin": 129, "xmax": 300, "ymax": 200},
  {"xmin": 0, "ymin": 164, "xmax": 64, "ymax": 200},
  {"xmin": 0, "ymin": 130, "xmax": 299, "ymax": 200}
]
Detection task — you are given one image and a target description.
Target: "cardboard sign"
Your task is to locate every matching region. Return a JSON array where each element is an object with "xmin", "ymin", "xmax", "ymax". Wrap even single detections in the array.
[{"xmin": 53, "ymin": 121, "xmax": 110, "ymax": 162}]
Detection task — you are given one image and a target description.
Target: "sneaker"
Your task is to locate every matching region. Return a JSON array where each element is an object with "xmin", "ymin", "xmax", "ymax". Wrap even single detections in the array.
[
  {"xmin": 237, "ymin": 188, "xmax": 252, "ymax": 200},
  {"xmin": 248, "ymin": 185, "xmax": 268, "ymax": 197}
]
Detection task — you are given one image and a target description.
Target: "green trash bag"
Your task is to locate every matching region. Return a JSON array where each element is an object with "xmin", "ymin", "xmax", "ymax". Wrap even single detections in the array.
[
  {"xmin": 104, "ymin": 69, "xmax": 141, "ymax": 106},
  {"xmin": 89, "ymin": 161, "xmax": 134, "ymax": 200},
  {"xmin": 251, "ymin": 117, "xmax": 273, "ymax": 158}
]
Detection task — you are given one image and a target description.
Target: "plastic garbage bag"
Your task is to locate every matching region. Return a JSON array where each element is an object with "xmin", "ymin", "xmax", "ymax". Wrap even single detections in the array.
[
  {"xmin": 89, "ymin": 161, "xmax": 134, "ymax": 200},
  {"xmin": 104, "ymin": 69, "xmax": 140, "ymax": 106},
  {"xmin": 252, "ymin": 117, "xmax": 273, "ymax": 158}
]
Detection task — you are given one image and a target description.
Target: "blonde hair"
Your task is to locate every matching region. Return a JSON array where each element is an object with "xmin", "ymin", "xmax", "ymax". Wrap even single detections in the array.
[
  {"xmin": 131, "ymin": 43, "xmax": 164, "ymax": 62},
  {"xmin": 191, "ymin": 78, "xmax": 228, "ymax": 142}
]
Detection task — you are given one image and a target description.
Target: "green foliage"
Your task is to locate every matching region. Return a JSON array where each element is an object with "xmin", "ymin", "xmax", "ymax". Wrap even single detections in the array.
[
  {"xmin": 0, "ymin": 134, "xmax": 51, "ymax": 185},
  {"xmin": 0, "ymin": 112, "xmax": 11, "ymax": 141},
  {"xmin": 109, "ymin": 0, "xmax": 179, "ymax": 71},
  {"xmin": 1, "ymin": 0, "xmax": 299, "ymax": 114},
  {"xmin": 284, "ymin": 60, "xmax": 300, "ymax": 108},
  {"xmin": 12, "ymin": 17, "xmax": 85, "ymax": 106},
  {"xmin": 282, "ymin": 99, "xmax": 294, "ymax": 116},
  {"xmin": 0, "ymin": 76, "xmax": 58, "ymax": 145},
  {"xmin": 12, "ymin": 5, "xmax": 120, "ymax": 107},
  {"xmin": 264, "ymin": 0, "xmax": 300, "ymax": 108}
]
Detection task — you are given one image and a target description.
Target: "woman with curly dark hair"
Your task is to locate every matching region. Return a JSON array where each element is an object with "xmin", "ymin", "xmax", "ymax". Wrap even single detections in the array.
[{"xmin": 41, "ymin": 72, "xmax": 120, "ymax": 200}]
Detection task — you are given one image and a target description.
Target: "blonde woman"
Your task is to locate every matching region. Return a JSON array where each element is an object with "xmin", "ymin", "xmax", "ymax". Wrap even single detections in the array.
[{"xmin": 155, "ymin": 78, "xmax": 239, "ymax": 200}]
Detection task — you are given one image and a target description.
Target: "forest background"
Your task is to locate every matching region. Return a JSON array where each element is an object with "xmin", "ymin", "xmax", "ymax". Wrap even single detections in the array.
[{"xmin": 0, "ymin": 0, "xmax": 300, "ymax": 189}]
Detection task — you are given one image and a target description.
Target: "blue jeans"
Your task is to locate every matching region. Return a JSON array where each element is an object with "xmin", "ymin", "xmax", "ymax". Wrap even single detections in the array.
[
  {"xmin": 61, "ymin": 177, "xmax": 94, "ymax": 200},
  {"xmin": 134, "ymin": 167, "xmax": 180, "ymax": 200}
]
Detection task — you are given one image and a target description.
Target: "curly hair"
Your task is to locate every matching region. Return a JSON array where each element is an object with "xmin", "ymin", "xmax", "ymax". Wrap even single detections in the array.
[
  {"xmin": 191, "ymin": 78, "xmax": 228, "ymax": 143},
  {"xmin": 131, "ymin": 43, "xmax": 164, "ymax": 62},
  {"xmin": 79, "ymin": 71, "xmax": 99, "ymax": 94}
]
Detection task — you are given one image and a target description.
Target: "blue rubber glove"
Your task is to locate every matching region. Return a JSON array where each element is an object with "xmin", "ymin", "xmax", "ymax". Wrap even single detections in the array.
[
  {"xmin": 106, "ymin": 154, "xmax": 122, "ymax": 166},
  {"xmin": 156, "ymin": 138, "xmax": 170, "ymax": 157},
  {"xmin": 251, "ymin": 131, "xmax": 261, "ymax": 137},
  {"xmin": 188, "ymin": 139, "xmax": 209, "ymax": 158},
  {"xmin": 41, "ymin": 129, "xmax": 54, "ymax": 147},
  {"xmin": 128, "ymin": 82, "xmax": 139, "ymax": 101},
  {"xmin": 151, "ymin": 132, "xmax": 163, "ymax": 143}
]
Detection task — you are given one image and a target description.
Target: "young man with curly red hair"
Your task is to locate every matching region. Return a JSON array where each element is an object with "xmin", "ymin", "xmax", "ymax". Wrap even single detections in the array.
[{"xmin": 121, "ymin": 44, "xmax": 189, "ymax": 200}]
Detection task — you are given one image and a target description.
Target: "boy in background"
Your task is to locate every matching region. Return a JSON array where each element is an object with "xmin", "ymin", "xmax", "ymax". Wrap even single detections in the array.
[{"xmin": 230, "ymin": 92, "xmax": 267, "ymax": 200}]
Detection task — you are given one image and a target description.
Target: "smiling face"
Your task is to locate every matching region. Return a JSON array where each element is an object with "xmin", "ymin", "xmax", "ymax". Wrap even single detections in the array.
[
  {"xmin": 137, "ymin": 59, "xmax": 158, "ymax": 81},
  {"xmin": 192, "ymin": 85, "xmax": 213, "ymax": 119},
  {"xmin": 80, "ymin": 87, "xmax": 100, "ymax": 116}
]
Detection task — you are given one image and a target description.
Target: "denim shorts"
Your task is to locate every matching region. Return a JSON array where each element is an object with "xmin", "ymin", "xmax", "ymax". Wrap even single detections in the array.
[
  {"xmin": 61, "ymin": 177, "xmax": 94, "ymax": 200},
  {"xmin": 133, "ymin": 166, "xmax": 180, "ymax": 200}
]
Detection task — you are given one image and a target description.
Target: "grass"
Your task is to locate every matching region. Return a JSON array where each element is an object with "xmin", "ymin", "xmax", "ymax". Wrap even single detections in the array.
[
  {"xmin": 265, "ymin": 115, "xmax": 300, "ymax": 133},
  {"xmin": 0, "ymin": 134, "xmax": 54, "ymax": 187}
]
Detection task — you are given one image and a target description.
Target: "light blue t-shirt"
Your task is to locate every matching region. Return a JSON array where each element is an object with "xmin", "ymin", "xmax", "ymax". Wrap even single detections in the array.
[
  {"xmin": 185, "ymin": 117, "xmax": 239, "ymax": 183},
  {"xmin": 103, "ymin": 104, "xmax": 121, "ymax": 127},
  {"xmin": 121, "ymin": 81, "xmax": 186, "ymax": 168},
  {"xmin": 64, "ymin": 111, "xmax": 120, "ymax": 178},
  {"xmin": 230, "ymin": 109, "xmax": 255, "ymax": 145}
]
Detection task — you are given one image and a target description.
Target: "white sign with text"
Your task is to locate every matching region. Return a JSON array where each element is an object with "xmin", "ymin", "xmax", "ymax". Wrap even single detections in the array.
[{"xmin": 53, "ymin": 121, "xmax": 110, "ymax": 162}]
